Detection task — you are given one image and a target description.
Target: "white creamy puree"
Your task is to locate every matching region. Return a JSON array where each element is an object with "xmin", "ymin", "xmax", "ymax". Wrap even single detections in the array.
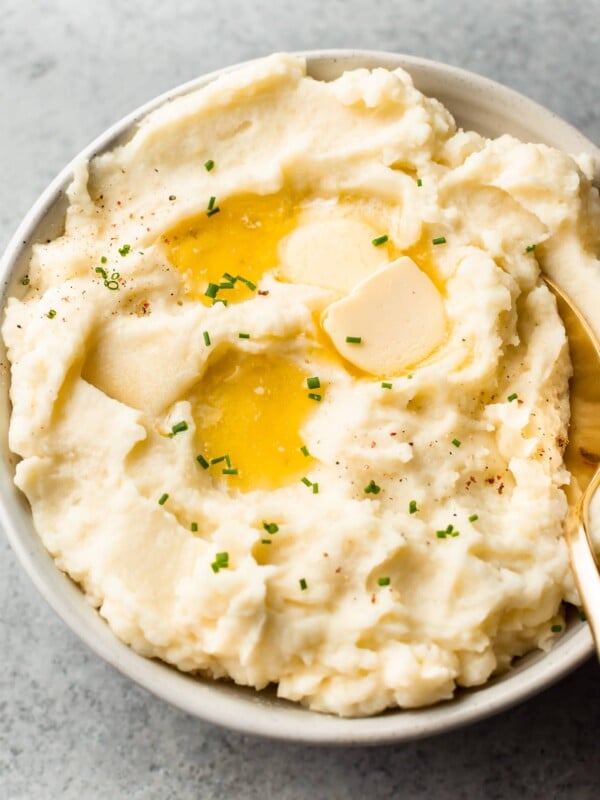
[{"xmin": 3, "ymin": 54, "xmax": 600, "ymax": 716}]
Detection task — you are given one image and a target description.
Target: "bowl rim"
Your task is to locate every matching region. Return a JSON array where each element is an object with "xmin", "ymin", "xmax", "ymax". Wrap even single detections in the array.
[{"xmin": 0, "ymin": 48, "xmax": 597, "ymax": 745}]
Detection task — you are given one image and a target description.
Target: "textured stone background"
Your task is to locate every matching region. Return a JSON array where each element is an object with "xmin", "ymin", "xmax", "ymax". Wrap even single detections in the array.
[{"xmin": 1, "ymin": 1, "xmax": 599, "ymax": 798}]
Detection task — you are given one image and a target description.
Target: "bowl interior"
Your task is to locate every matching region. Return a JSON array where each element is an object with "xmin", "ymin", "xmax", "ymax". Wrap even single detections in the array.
[{"xmin": 0, "ymin": 50, "xmax": 596, "ymax": 745}]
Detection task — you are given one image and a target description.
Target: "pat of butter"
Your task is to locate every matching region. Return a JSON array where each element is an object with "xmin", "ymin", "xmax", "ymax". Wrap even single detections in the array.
[
  {"xmin": 322, "ymin": 256, "xmax": 446, "ymax": 375},
  {"xmin": 279, "ymin": 218, "xmax": 386, "ymax": 294}
]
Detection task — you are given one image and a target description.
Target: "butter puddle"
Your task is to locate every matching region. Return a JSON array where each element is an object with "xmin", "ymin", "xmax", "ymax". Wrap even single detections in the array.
[{"xmin": 192, "ymin": 352, "xmax": 315, "ymax": 491}]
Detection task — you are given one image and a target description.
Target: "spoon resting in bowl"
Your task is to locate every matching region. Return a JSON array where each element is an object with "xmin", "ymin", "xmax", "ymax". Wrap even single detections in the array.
[{"xmin": 544, "ymin": 277, "xmax": 600, "ymax": 654}]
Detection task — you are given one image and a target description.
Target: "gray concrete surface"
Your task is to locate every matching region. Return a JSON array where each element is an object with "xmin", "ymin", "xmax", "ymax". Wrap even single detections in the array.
[{"xmin": 1, "ymin": 1, "xmax": 599, "ymax": 798}]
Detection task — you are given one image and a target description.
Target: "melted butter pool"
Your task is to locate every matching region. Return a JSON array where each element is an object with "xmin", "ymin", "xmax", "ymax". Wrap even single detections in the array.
[
  {"xmin": 194, "ymin": 352, "xmax": 315, "ymax": 491},
  {"xmin": 162, "ymin": 192, "xmax": 298, "ymax": 304}
]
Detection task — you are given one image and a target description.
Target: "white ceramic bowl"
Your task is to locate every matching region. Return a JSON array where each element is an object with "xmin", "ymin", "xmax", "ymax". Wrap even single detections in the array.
[{"xmin": 1, "ymin": 50, "xmax": 598, "ymax": 745}]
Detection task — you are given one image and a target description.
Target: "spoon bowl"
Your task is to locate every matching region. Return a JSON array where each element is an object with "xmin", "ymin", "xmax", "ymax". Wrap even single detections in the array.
[{"xmin": 545, "ymin": 277, "xmax": 600, "ymax": 651}]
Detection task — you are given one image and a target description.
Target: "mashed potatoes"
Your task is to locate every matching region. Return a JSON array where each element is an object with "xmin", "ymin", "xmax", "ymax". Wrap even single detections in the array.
[{"xmin": 4, "ymin": 54, "xmax": 600, "ymax": 716}]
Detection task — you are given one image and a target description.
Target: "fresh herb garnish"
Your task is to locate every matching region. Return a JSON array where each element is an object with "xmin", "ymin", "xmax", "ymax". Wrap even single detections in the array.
[
  {"xmin": 372, "ymin": 234, "xmax": 389, "ymax": 247},
  {"xmin": 47, "ymin": 309, "xmax": 56, "ymax": 319},
  {"xmin": 238, "ymin": 332, "xmax": 250, "ymax": 339},
  {"xmin": 299, "ymin": 578, "xmax": 308, "ymax": 591},
  {"xmin": 158, "ymin": 493, "xmax": 169, "ymax": 506},
  {"xmin": 300, "ymin": 445, "xmax": 310, "ymax": 457},
  {"xmin": 377, "ymin": 577, "xmax": 390, "ymax": 586},
  {"xmin": 381, "ymin": 382, "xmax": 392, "ymax": 389},
  {"xmin": 364, "ymin": 479, "xmax": 381, "ymax": 495},
  {"xmin": 508, "ymin": 393, "xmax": 518, "ymax": 402},
  {"xmin": 307, "ymin": 376, "xmax": 321, "ymax": 389},
  {"xmin": 211, "ymin": 552, "xmax": 229, "ymax": 573},
  {"xmin": 525, "ymin": 244, "xmax": 537, "ymax": 253},
  {"xmin": 205, "ymin": 283, "xmax": 219, "ymax": 299},
  {"xmin": 203, "ymin": 331, "xmax": 211, "ymax": 346},
  {"xmin": 452, "ymin": 438, "xmax": 461, "ymax": 448},
  {"xmin": 118, "ymin": 244, "xmax": 131, "ymax": 256},
  {"xmin": 263, "ymin": 522, "xmax": 279, "ymax": 534},
  {"xmin": 204, "ymin": 159, "xmax": 215, "ymax": 172},
  {"xmin": 191, "ymin": 522, "xmax": 198, "ymax": 532},
  {"xmin": 346, "ymin": 336, "xmax": 362, "ymax": 344},
  {"xmin": 437, "ymin": 524, "xmax": 459, "ymax": 539},
  {"xmin": 196, "ymin": 454, "xmax": 209, "ymax": 469},
  {"xmin": 222, "ymin": 468, "xmax": 238, "ymax": 475},
  {"xmin": 308, "ymin": 393, "xmax": 322, "ymax": 402},
  {"xmin": 432, "ymin": 236, "xmax": 446, "ymax": 245},
  {"xmin": 171, "ymin": 421, "xmax": 188, "ymax": 435},
  {"xmin": 236, "ymin": 275, "xmax": 257, "ymax": 291},
  {"xmin": 409, "ymin": 500, "xmax": 418, "ymax": 514},
  {"xmin": 468, "ymin": 513, "xmax": 479, "ymax": 522}
]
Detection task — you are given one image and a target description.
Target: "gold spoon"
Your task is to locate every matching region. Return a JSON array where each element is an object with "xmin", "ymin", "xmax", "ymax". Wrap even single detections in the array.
[{"xmin": 544, "ymin": 277, "xmax": 600, "ymax": 653}]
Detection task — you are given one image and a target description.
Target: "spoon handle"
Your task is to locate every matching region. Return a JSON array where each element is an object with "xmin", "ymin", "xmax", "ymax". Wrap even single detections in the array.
[{"xmin": 568, "ymin": 519, "xmax": 600, "ymax": 657}]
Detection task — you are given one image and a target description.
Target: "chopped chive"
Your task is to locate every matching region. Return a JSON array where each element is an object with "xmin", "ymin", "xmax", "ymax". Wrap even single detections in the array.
[
  {"xmin": 211, "ymin": 551, "xmax": 229, "ymax": 572},
  {"xmin": 203, "ymin": 331, "xmax": 211, "ymax": 346},
  {"xmin": 307, "ymin": 376, "xmax": 321, "ymax": 389},
  {"xmin": 452, "ymin": 438, "xmax": 461, "ymax": 448},
  {"xmin": 436, "ymin": 530, "xmax": 447, "ymax": 539},
  {"xmin": 299, "ymin": 578, "xmax": 308, "ymax": 591},
  {"xmin": 21, "ymin": 276, "xmax": 30, "ymax": 285},
  {"xmin": 508, "ymin": 392, "xmax": 518, "ymax": 402},
  {"xmin": 432, "ymin": 236, "xmax": 446, "ymax": 246},
  {"xmin": 312, "ymin": 482, "xmax": 319, "ymax": 494},
  {"xmin": 47, "ymin": 309, "xmax": 56, "ymax": 319},
  {"xmin": 346, "ymin": 336, "xmax": 362, "ymax": 344},
  {"xmin": 416, "ymin": 178, "xmax": 423, "ymax": 187},
  {"xmin": 409, "ymin": 500, "xmax": 418, "ymax": 514},
  {"xmin": 364, "ymin": 479, "xmax": 381, "ymax": 495},
  {"xmin": 261, "ymin": 539, "xmax": 272, "ymax": 545},
  {"xmin": 447, "ymin": 524, "xmax": 454, "ymax": 533},
  {"xmin": 205, "ymin": 283, "xmax": 219, "ymax": 299},
  {"xmin": 377, "ymin": 577, "xmax": 390, "ymax": 586},
  {"xmin": 196, "ymin": 454, "xmax": 209, "ymax": 469},
  {"xmin": 207, "ymin": 196, "xmax": 216, "ymax": 211},
  {"xmin": 191, "ymin": 522, "xmax": 198, "ymax": 532},
  {"xmin": 301, "ymin": 477, "xmax": 312, "ymax": 487},
  {"xmin": 263, "ymin": 522, "xmax": 279, "ymax": 535},
  {"xmin": 551, "ymin": 624, "xmax": 563, "ymax": 633},
  {"xmin": 238, "ymin": 332, "xmax": 250, "ymax": 339},
  {"xmin": 100, "ymin": 256, "xmax": 107, "ymax": 264},
  {"xmin": 207, "ymin": 207, "xmax": 221, "ymax": 217},
  {"xmin": 219, "ymin": 281, "xmax": 235, "ymax": 289},
  {"xmin": 222, "ymin": 272, "xmax": 236, "ymax": 283},
  {"xmin": 171, "ymin": 421, "xmax": 188, "ymax": 435},
  {"xmin": 407, "ymin": 374, "xmax": 413, "ymax": 379},
  {"xmin": 308, "ymin": 393, "xmax": 322, "ymax": 402},
  {"xmin": 204, "ymin": 159, "xmax": 215, "ymax": 172},
  {"xmin": 158, "ymin": 493, "xmax": 169, "ymax": 505},
  {"xmin": 169, "ymin": 195, "xmax": 176, "ymax": 201},
  {"xmin": 372, "ymin": 234, "xmax": 389, "ymax": 247},
  {"xmin": 210, "ymin": 454, "xmax": 230, "ymax": 466},
  {"xmin": 104, "ymin": 279, "xmax": 119, "ymax": 291},
  {"xmin": 95, "ymin": 267, "xmax": 107, "ymax": 280},
  {"xmin": 213, "ymin": 297, "xmax": 228, "ymax": 306},
  {"xmin": 381, "ymin": 382, "xmax": 393, "ymax": 389},
  {"xmin": 468, "ymin": 513, "xmax": 479, "ymax": 522},
  {"xmin": 118, "ymin": 244, "xmax": 131, "ymax": 257},
  {"xmin": 300, "ymin": 445, "xmax": 310, "ymax": 457},
  {"xmin": 525, "ymin": 243, "xmax": 537, "ymax": 253},
  {"xmin": 222, "ymin": 468, "xmax": 238, "ymax": 475},
  {"xmin": 236, "ymin": 275, "xmax": 257, "ymax": 291}
]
